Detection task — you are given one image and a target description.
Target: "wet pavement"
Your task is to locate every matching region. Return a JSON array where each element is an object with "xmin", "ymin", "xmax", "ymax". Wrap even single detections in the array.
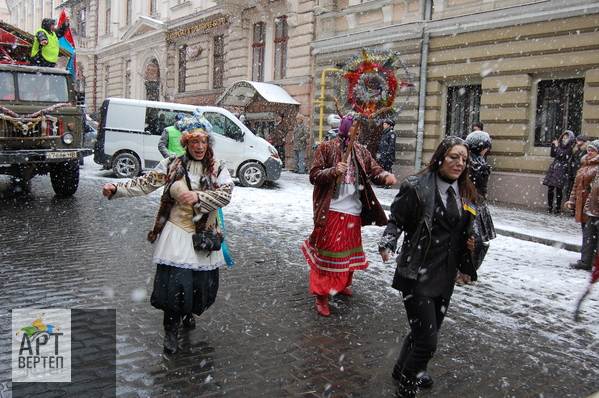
[{"xmin": 0, "ymin": 168, "xmax": 597, "ymax": 398}]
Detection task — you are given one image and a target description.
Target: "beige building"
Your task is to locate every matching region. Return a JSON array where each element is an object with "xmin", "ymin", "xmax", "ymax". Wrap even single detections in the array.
[
  {"xmin": 5, "ymin": 0, "xmax": 316, "ymax": 168},
  {"xmin": 6, "ymin": 0, "xmax": 599, "ymax": 208},
  {"xmin": 313, "ymin": 0, "xmax": 599, "ymax": 208}
]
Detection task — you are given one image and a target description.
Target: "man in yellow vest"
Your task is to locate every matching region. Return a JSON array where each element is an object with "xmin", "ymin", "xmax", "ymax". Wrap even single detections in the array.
[
  {"xmin": 31, "ymin": 17, "xmax": 70, "ymax": 67},
  {"xmin": 158, "ymin": 114, "xmax": 186, "ymax": 157}
]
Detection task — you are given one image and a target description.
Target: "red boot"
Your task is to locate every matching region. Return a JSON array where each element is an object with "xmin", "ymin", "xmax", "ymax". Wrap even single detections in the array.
[
  {"xmin": 315, "ymin": 295, "xmax": 330, "ymax": 316},
  {"xmin": 339, "ymin": 288, "xmax": 353, "ymax": 296}
]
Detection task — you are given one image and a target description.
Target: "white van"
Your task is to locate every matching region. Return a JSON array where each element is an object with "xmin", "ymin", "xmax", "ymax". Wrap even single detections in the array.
[{"xmin": 94, "ymin": 98, "xmax": 282, "ymax": 187}]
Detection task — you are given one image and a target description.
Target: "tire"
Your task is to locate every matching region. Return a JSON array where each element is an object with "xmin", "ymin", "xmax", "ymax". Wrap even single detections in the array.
[
  {"xmin": 238, "ymin": 162, "xmax": 266, "ymax": 188},
  {"xmin": 112, "ymin": 153, "xmax": 141, "ymax": 178},
  {"xmin": 50, "ymin": 160, "xmax": 80, "ymax": 196}
]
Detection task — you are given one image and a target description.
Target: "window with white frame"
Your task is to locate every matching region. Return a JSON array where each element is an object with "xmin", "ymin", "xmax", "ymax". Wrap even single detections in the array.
[
  {"xmin": 252, "ymin": 22, "xmax": 266, "ymax": 82},
  {"xmin": 274, "ymin": 16, "xmax": 288, "ymax": 80}
]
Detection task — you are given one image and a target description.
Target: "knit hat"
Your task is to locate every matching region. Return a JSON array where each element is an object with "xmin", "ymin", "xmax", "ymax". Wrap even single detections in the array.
[
  {"xmin": 338, "ymin": 115, "xmax": 354, "ymax": 138},
  {"xmin": 577, "ymin": 134, "xmax": 588, "ymax": 143},
  {"xmin": 296, "ymin": 114, "xmax": 304, "ymax": 120},
  {"xmin": 465, "ymin": 130, "xmax": 492, "ymax": 155},
  {"xmin": 587, "ymin": 140, "xmax": 599, "ymax": 152}
]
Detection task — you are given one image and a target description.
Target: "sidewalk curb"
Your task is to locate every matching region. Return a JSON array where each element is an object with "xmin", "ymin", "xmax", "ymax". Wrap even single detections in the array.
[
  {"xmin": 381, "ymin": 204, "xmax": 581, "ymax": 253},
  {"xmin": 494, "ymin": 228, "xmax": 581, "ymax": 252}
]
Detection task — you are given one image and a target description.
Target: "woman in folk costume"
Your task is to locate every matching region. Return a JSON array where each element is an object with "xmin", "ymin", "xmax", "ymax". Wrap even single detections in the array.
[
  {"xmin": 302, "ymin": 115, "xmax": 397, "ymax": 316},
  {"xmin": 379, "ymin": 137, "xmax": 478, "ymax": 398},
  {"xmin": 102, "ymin": 110, "xmax": 233, "ymax": 354}
]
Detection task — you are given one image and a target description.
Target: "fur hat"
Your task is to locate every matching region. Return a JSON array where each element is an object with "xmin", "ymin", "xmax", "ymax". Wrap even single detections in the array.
[
  {"xmin": 296, "ymin": 114, "xmax": 304, "ymax": 120},
  {"xmin": 465, "ymin": 130, "xmax": 492, "ymax": 155},
  {"xmin": 577, "ymin": 134, "xmax": 588, "ymax": 143},
  {"xmin": 587, "ymin": 140, "xmax": 599, "ymax": 152}
]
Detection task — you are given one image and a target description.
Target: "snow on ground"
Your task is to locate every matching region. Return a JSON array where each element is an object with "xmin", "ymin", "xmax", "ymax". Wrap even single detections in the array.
[{"xmin": 82, "ymin": 157, "xmax": 599, "ymax": 359}]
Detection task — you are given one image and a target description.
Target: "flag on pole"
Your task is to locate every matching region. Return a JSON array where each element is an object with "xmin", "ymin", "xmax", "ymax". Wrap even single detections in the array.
[{"xmin": 57, "ymin": 9, "xmax": 76, "ymax": 79}]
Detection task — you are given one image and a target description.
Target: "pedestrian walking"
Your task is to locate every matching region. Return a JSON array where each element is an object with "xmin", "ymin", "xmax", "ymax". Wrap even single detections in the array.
[
  {"xmin": 378, "ymin": 136, "xmax": 477, "ymax": 398},
  {"xmin": 30, "ymin": 17, "xmax": 70, "ymax": 67},
  {"xmin": 542, "ymin": 130, "xmax": 576, "ymax": 214},
  {"xmin": 464, "ymin": 130, "xmax": 496, "ymax": 274},
  {"xmin": 158, "ymin": 113, "xmax": 185, "ymax": 157},
  {"xmin": 271, "ymin": 112, "xmax": 288, "ymax": 167},
  {"xmin": 302, "ymin": 115, "xmax": 397, "ymax": 316},
  {"xmin": 567, "ymin": 140, "xmax": 599, "ymax": 271},
  {"xmin": 292, "ymin": 113, "xmax": 310, "ymax": 173},
  {"xmin": 377, "ymin": 118, "xmax": 396, "ymax": 174},
  {"xmin": 101, "ymin": 111, "xmax": 234, "ymax": 354}
]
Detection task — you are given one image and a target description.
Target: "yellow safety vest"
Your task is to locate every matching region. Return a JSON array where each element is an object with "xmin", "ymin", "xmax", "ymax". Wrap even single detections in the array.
[{"xmin": 31, "ymin": 28, "xmax": 60, "ymax": 63}]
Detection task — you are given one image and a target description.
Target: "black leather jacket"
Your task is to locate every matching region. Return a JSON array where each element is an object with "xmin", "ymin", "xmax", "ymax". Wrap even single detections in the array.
[{"xmin": 379, "ymin": 172, "xmax": 477, "ymax": 281}]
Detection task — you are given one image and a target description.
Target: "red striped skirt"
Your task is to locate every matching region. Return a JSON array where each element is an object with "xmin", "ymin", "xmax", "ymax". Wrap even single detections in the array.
[{"xmin": 302, "ymin": 211, "xmax": 369, "ymax": 278}]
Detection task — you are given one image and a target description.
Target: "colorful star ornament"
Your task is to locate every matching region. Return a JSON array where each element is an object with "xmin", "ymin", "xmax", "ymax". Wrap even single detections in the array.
[{"xmin": 338, "ymin": 48, "xmax": 414, "ymax": 120}]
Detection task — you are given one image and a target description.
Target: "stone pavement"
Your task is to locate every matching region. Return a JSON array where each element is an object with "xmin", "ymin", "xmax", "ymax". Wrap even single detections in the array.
[{"xmin": 0, "ymin": 174, "xmax": 597, "ymax": 398}]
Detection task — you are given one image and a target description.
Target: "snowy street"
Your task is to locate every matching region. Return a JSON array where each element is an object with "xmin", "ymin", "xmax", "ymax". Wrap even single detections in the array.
[{"xmin": 0, "ymin": 158, "xmax": 597, "ymax": 397}]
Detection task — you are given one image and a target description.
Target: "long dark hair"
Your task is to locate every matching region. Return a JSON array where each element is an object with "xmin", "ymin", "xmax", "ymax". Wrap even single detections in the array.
[{"xmin": 419, "ymin": 136, "xmax": 478, "ymax": 205}]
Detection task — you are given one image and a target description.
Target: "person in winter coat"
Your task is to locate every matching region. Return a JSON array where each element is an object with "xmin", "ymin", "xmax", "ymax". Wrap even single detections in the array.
[
  {"xmin": 377, "ymin": 118, "xmax": 396, "ymax": 173},
  {"xmin": 542, "ymin": 130, "xmax": 576, "ymax": 214},
  {"xmin": 378, "ymin": 136, "xmax": 478, "ymax": 398},
  {"xmin": 102, "ymin": 111, "xmax": 234, "ymax": 354},
  {"xmin": 158, "ymin": 113, "xmax": 185, "ymax": 157},
  {"xmin": 565, "ymin": 134, "xmax": 589, "ymax": 202},
  {"xmin": 30, "ymin": 18, "xmax": 70, "ymax": 67},
  {"xmin": 292, "ymin": 114, "xmax": 310, "ymax": 173},
  {"xmin": 302, "ymin": 115, "xmax": 397, "ymax": 317},
  {"xmin": 271, "ymin": 112, "xmax": 289, "ymax": 167},
  {"xmin": 567, "ymin": 140, "xmax": 599, "ymax": 271},
  {"xmin": 464, "ymin": 130, "xmax": 496, "ymax": 273}
]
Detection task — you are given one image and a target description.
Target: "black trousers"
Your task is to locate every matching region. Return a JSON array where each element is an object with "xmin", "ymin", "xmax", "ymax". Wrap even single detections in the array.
[
  {"xmin": 547, "ymin": 186, "xmax": 563, "ymax": 210},
  {"xmin": 397, "ymin": 295, "xmax": 451, "ymax": 376}
]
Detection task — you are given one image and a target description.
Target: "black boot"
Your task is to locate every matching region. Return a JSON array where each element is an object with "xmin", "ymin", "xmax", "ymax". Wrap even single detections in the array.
[
  {"xmin": 395, "ymin": 370, "xmax": 420, "ymax": 398},
  {"xmin": 182, "ymin": 313, "xmax": 196, "ymax": 329},
  {"xmin": 163, "ymin": 312, "xmax": 180, "ymax": 354},
  {"xmin": 392, "ymin": 336, "xmax": 434, "ymax": 389}
]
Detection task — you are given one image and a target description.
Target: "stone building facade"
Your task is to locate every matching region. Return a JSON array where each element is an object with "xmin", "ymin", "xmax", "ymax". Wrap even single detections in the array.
[
  {"xmin": 6, "ymin": 0, "xmax": 599, "ymax": 207},
  {"xmin": 312, "ymin": 0, "xmax": 599, "ymax": 207}
]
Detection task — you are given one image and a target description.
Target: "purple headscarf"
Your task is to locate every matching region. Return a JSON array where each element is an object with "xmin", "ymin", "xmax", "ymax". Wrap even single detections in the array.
[{"xmin": 338, "ymin": 115, "xmax": 354, "ymax": 149}]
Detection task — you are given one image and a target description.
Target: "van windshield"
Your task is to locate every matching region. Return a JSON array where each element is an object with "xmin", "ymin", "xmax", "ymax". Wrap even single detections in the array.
[{"xmin": 17, "ymin": 73, "xmax": 70, "ymax": 102}]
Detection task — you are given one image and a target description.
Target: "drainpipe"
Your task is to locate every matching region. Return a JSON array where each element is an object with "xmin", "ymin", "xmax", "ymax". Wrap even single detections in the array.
[
  {"xmin": 313, "ymin": 68, "xmax": 340, "ymax": 142},
  {"xmin": 414, "ymin": 0, "xmax": 432, "ymax": 171}
]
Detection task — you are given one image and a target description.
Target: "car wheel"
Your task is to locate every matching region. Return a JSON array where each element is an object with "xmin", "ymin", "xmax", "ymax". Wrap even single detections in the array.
[
  {"xmin": 50, "ymin": 160, "xmax": 80, "ymax": 196},
  {"xmin": 112, "ymin": 153, "xmax": 141, "ymax": 178},
  {"xmin": 238, "ymin": 162, "xmax": 266, "ymax": 188}
]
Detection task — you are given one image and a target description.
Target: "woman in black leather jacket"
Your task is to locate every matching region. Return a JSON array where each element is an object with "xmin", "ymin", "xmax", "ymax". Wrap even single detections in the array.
[{"xmin": 378, "ymin": 136, "xmax": 478, "ymax": 398}]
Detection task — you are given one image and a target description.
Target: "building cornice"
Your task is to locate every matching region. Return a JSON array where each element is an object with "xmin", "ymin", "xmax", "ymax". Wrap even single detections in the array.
[{"xmin": 311, "ymin": 0, "xmax": 599, "ymax": 55}]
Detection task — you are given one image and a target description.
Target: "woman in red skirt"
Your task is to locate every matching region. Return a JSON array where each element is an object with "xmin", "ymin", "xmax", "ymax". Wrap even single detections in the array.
[{"xmin": 302, "ymin": 116, "xmax": 397, "ymax": 316}]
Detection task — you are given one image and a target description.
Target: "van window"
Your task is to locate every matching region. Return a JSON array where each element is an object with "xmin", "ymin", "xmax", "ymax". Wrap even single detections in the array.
[
  {"xmin": 203, "ymin": 111, "xmax": 243, "ymax": 141},
  {"xmin": 145, "ymin": 108, "xmax": 193, "ymax": 135}
]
